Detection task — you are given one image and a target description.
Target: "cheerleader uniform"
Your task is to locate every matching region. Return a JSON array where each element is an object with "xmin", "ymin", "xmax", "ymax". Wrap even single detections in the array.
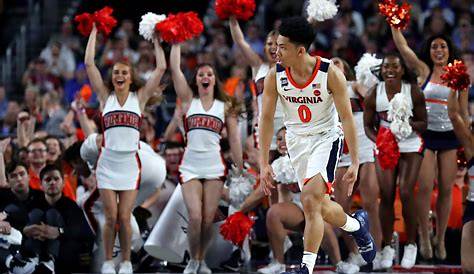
[
  {"xmin": 375, "ymin": 82, "xmax": 424, "ymax": 154},
  {"xmin": 253, "ymin": 63, "xmax": 285, "ymax": 149},
  {"xmin": 96, "ymin": 92, "xmax": 142, "ymax": 190},
  {"xmin": 179, "ymin": 98, "xmax": 227, "ymax": 183},
  {"xmin": 339, "ymin": 82, "xmax": 375, "ymax": 167},
  {"xmin": 422, "ymin": 80, "xmax": 459, "ymax": 150}
]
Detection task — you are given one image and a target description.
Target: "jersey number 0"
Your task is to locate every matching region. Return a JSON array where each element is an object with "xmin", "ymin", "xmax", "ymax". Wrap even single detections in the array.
[{"xmin": 298, "ymin": 105, "xmax": 312, "ymax": 123}]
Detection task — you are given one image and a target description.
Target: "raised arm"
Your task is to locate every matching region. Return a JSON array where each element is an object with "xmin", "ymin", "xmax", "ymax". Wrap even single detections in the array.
[
  {"xmin": 363, "ymin": 87, "xmax": 378, "ymax": 143},
  {"xmin": 391, "ymin": 26, "xmax": 430, "ymax": 82},
  {"xmin": 84, "ymin": 24, "xmax": 108, "ymax": 105},
  {"xmin": 169, "ymin": 44, "xmax": 193, "ymax": 105},
  {"xmin": 229, "ymin": 17, "xmax": 262, "ymax": 70},
  {"xmin": 139, "ymin": 38, "xmax": 167, "ymax": 110}
]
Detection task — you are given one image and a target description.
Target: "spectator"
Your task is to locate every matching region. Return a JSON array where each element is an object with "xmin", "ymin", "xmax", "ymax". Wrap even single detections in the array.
[
  {"xmin": 40, "ymin": 41, "xmax": 76, "ymax": 80},
  {"xmin": 41, "ymin": 91, "xmax": 67, "ymax": 138},
  {"xmin": 22, "ymin": 58, "xmax": 61, "ymax": 94},
  {"xmin": 22, "ymin": 164, "xmax": 93, "ymax": 273},
  {"xmin": 64, "ymin": 63, "xmax": 95, "ymax": 105},
  {"xmin": 0, "ymin": 157, "xmax": 43, "ymax": 274},
  {"xmin": 0, "ymin": 101, "xmax": 20, "ymax": 138}
]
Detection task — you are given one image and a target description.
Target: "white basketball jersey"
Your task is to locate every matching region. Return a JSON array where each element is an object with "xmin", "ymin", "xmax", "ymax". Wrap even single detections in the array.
[
  {"xmin": 468, "ymin": 160, "xmax": 474, "ymax": 202},
  {"xmin": 184, "ymin": 98, "xmax": 225, "ymax": 152},
  {"xmin": 275, "ymin": 57, "xmax": 339, "ymax": 136},
  {"xmin": 102, "ymin": 92, "xmax": 141, "ymax": 151},
  {"xmin": 255, "ymin": 64, "xmax": 284, "ymax": 120}
]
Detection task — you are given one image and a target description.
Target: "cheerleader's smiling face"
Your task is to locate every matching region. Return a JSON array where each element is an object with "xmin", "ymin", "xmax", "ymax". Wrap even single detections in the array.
[
  {"xmin": 196, "ymin": 65, "xmax": 216, "ymax": 97},
  {"xmin": 276, "ymin": 127, "xmax": 287, "ymax": 155},
  {"xmin": 112, "ymin": 63, "xmax": 132, "ymax": 93},
  {"xmin": 430, "ymin": 38, "xmax": 449, "ymax": 66},
  {"xmin": 381, "ymin": 55, "xmax": 404, "ymax": 83}
]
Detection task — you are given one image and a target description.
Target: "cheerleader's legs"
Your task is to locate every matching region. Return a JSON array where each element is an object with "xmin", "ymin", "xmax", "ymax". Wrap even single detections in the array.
[
  {"xmin": 200, "ymin": 179, "xmax": 224, "ymax": 260},
  {"xmin": 182, "ymin": 180, "xmax": 204, "ymax": 260},
  {"xmin": 118, "ymin": 189, "xmax": 138, "ymax": 261},
  {"xmin": 100, "ymin": 189, "xmax": 118, "ymax": 260},
  {"xmin": 434, "ymin": 149, "xmax": 457, "ymax": 259}
]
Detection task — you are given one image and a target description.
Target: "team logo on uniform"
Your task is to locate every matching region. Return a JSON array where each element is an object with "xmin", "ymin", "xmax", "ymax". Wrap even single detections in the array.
[
  {"xmin": 185, "ymin": 114, "xmax": 224, "ymax": 134},
  {"xmin": 103, "ymin": 110, "xmax": 141, "ymax": 131},
  {"xmin": 281, "ymin": 77, "xmax": 288, "ymax": 87}
]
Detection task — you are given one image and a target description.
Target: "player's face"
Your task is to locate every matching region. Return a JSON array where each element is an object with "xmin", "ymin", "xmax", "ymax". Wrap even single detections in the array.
[
  {"xmin": 8, "ymin": 166, "xmax": 29, "ymax": 194},
  {"xmin": 112, "ymin": 63, "xmax": 132, "ymax": 92},
  {"xmin": 196, "ymin": 65, "xmax": 216, "ymax": 97},
  {"xmin": 381, "ymin": 56, "xmax": 404, "ymax": 84},
  {"xmin": 430, "ymin": 38, "xmax": 449, "ymax": 66},
  {"xmin": 264, "ymin": 35, "xmax": 278, "ymax": 64},
  {"xmin": 276, "ymin": 35, "xmax": 299, "ymax": 67},
  {"xmin": 276, "ymin": 128, "xmax": 287, "ymax": 155},
  {"xmin": 41, "ymin": 170, "xmax": 64, "ymax": 196}
]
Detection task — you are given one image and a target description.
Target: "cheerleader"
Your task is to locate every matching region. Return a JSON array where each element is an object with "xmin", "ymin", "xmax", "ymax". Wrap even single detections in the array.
[
  {"xmin": 85, "ymin": 24, "xmax": 166, "ymax": 274},
  {"xmin": 391, "ymin": 26, "xmax": 467, "ymax": 260},
  {"xmin": 363, "ymin": 53, "xmax": 426, "ymax": 269},
  {"xmin": 228, "ymin": 17, "xmax": 284, "ymax": 155},
  {"xmin": 169, "ymin": 44, "xmax": 243, "ymax": 274},
  {"xmin": 332, "ymin": 57, "xmax": 382, "ymax": 268}
]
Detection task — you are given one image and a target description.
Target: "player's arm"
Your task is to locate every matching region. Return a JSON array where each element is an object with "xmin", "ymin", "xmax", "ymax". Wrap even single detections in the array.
[
  {"xmin": 409, "ymin": 84, "xmax": 427, "ymax": 134},
  {"xmin": 328, "ymin": 64, "xmax": 359, "ymax": 165},
  {"xmin": 259, "ymin": 67, "xmax": 278, "ymax": 166},
  {"xmin": 363, "ymin": 86, "xmax": 378, "ymax": 143},
  {"xmin": 258, "ymin": 67, "xmax": 278, "ymax": 195}
]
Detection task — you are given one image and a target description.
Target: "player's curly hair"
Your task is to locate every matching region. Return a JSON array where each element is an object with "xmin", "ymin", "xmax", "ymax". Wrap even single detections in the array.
[{"xmin": 278, "ymin": 17, "xmax": 315, "ymax": 50}]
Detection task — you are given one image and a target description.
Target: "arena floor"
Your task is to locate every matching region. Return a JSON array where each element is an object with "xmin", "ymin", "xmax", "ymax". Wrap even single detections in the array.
[{"xmin": 75, "ymin": 264, "xmax": 462, "ymax": 274}]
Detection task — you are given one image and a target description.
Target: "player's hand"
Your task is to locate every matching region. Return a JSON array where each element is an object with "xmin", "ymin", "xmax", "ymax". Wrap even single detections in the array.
[
  {"xmin": 259, "ymin": 164, "xmax": 275, "ymax": 196},
  {"xmin": 342, "ymin": 162, "xmax": 359, "ymax": 196}
]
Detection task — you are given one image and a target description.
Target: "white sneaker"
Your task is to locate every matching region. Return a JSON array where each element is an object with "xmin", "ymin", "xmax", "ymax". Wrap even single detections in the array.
[
  {"xmin": 347, "ymin": 252, "xmax": 367, "ymax": 267},
  {"xmin": 101, "ymin": 260, "xmax": 116, "ymax": 274},
  {"xmin": 198, "ymin": 261, "xmax": 212, "ymax": 274},
  {"xmin": 0, "ymin": 227, "xmax": 22, "ymax": 248},
  {"xmin": 257, "ymin": 261, "xmax": 286, "ymax": 274},
  {"xmin": 118, "ymin": 260, "xmax": 133, "ymax": 273},
  {"xmin": 400, "ymin": 244, "xmax": 417, "ymax": 269},
  {"xmin": 336, "ymin": 261, "xmax": 359, "ymax": 274},
  {"xmin": 372, "ymin": 251, "xmax": 383, "ymax": 271},
  {"xmin": 380, "ymin": 246, "xmax": 395, "ymax": 269},
  {"xmin": 184, "ymin": 260, "xmax": 200, "ymax": 274}
]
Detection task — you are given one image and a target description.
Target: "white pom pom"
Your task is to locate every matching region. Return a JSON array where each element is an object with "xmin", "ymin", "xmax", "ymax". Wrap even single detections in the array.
[
  {"xmin": 271, "ymin": 155, "xmax": 298, "ymax": 184},
  {"xmin": 388, "ymin": 93, "xmax": 413, "ymax": 140},
  {"xmin": 355, "ymin": 53, "xmax": 382, "ymax": 89},
  {"xmin": 227, "ymin": 171, "xmax": 256, "ymax": 208},
  {"xmin": 139, "ymin": 12, "xmax": 166, "ymax": 41},
  {"xmin": 306, "ymin": 0, "xmax": 338, "ymax": 22}
]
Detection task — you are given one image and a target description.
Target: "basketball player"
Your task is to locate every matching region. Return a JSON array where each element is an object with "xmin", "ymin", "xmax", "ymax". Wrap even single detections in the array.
[{"xmin": 258, "ymin": 17, "xmax": 376, "ymax": 274}]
